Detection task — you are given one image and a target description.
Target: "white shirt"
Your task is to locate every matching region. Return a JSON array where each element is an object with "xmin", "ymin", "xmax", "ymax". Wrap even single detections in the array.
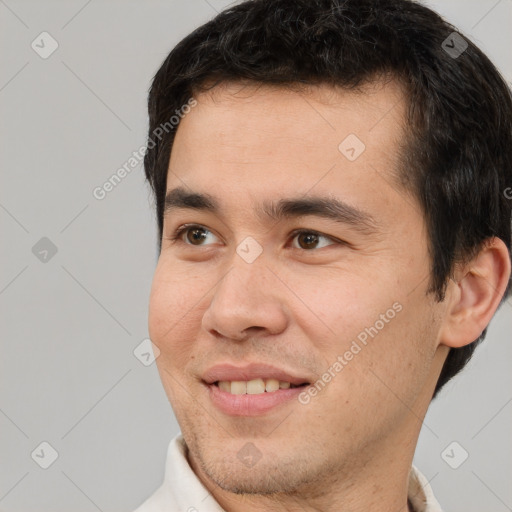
[{"xmin": 134, "ymin": 433, "xmax": 443, "ymax": 512}]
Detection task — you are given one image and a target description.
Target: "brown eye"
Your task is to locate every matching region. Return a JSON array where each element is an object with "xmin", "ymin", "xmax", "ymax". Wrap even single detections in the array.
[
  {"xmin": 169, "ymin": 224, "xmax": 219, "ymax": 246},
  {"xmin": 291, "ymin": 230, "xmax": 336, "ymax": 250},
  {"xmin": 168, "ymin": 225, "xmax": 339, "ymax": 251},
  {"xmin": 185, "ymin": 226, "xmax": 209, "ymax": 245},
  {"xmin": 297, "ymin": 232, "xmax": 320, "ymax": 249}
]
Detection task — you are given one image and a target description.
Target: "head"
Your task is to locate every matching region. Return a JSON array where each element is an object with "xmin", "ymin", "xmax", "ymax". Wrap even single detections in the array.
[{"xmin": 143, "ymin": 0, "xmax": 512, "ymax": 504}]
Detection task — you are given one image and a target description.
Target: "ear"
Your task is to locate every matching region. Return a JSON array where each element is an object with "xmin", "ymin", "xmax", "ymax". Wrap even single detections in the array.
[{"xmin": 438, "ymin": 237, "xmax": 511, "ymax": 349}]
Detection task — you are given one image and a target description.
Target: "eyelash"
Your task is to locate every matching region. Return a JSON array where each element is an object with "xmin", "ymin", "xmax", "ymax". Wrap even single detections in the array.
[{"xmin": 166, "ymin": 223, "xmax": 343, "ymax": 250}]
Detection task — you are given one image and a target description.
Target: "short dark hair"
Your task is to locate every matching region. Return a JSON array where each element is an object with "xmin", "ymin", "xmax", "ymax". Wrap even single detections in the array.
[{"xmin": 143, "ymin": 0, "xmax": 512, "ymax": 397}]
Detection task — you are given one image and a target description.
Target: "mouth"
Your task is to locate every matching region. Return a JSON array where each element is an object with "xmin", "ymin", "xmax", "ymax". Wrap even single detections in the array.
[
  {"xmin": 201, "ymin": 362, "xmax": 313, "ymax": 416},
  {"xmin": 210, "ymin": 378, "xmax": 309, "ymax": 395},
  {"xmin": 204, "ymin": 379, "xmax": 311, "ymax": 416}
]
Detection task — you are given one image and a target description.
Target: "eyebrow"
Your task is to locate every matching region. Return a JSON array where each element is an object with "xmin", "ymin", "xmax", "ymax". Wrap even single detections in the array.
[{"xmin": 163, "ymin": 186, "xmax": 380, "ymax": 235}]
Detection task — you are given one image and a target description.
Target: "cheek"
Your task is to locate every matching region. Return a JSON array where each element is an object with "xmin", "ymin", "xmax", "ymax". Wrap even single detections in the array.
[
  {"xmin": 148, "ymin": 261, "xmax": 208, "ymax": 357},
  {"xmin": 341, "ymin": 299, "xmax": 437, "ymax": 408},
  {"xmin": 284, "ymin": 268, "xmax": 398, "ymax": 350},
  {"xmin": 298, "ymin": 270, "xmax": 436, "ymax": 396}
]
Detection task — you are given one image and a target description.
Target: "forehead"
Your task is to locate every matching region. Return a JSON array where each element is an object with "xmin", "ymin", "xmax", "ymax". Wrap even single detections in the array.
[
  {"xmin": 166, "ymin": 79, "xmax": 411, "ymax": 225},
  {"xmin": 188, "ymin": 78, "xmax": 408, "ymax": 130},
  {"xmin": 170, "ymin": 78, "xmax": 407, "ymax": 171}
]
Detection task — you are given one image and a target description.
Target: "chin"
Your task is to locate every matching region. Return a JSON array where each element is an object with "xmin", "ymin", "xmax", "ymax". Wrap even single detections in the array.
[{"xmin": 206, "ymin": 461, "xmax": 301, "ymax": 495}]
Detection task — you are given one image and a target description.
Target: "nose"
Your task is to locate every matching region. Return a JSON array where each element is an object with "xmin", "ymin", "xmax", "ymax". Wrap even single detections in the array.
[{"xmin": 201, "ymin": 255, "xmax": 289, "ymax": 341}]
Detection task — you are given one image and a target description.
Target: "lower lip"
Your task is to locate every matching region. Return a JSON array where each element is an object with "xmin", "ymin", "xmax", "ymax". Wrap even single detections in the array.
[{"xmin": 206, "ymin": 382, "xmax": 307, "ymax": 416}]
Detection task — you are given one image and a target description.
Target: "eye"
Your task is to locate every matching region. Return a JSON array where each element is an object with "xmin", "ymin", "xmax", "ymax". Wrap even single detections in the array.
[
  {"xmin": 168, "ymin": 224, "xmax": 219, "ymax": 246},
  {"xmin": 168, "ymin": 224, "xmax": 339, "ymax": 251},
  {"xmin": 289, "ymin": 229, "xmax": 337, "ymax": 250}
]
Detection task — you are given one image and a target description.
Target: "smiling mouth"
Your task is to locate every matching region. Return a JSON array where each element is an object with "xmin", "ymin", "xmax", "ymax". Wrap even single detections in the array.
[{"xmin": 211, "ymin": 379, "xmax": 309, "ymax": 395}]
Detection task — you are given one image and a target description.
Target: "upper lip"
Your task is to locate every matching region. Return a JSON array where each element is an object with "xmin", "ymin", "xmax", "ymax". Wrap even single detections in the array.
[{"xmin": 202, "ymin": 363, "xmax": 311, "ymax": 386}]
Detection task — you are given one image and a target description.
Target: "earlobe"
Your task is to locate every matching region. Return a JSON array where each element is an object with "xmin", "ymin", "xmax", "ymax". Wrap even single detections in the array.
[{"xmin": 438, "ymin": 237, "xmax": 511, "ymax": 349}]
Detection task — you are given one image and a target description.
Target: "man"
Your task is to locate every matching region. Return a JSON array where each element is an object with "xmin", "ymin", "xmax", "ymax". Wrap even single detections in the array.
[{"xmin": 135, "ymin": 0, "xmax": 512, "ymax": 510}]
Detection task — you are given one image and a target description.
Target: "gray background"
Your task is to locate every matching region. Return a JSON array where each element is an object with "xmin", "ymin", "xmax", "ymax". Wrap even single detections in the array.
[{"xmin": 0, "ymin": 0, "xmax": 511, "ymax": 511}]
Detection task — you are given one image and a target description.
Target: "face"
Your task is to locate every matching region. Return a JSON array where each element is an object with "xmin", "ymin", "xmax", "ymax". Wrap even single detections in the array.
[{"xmin": 148, "ymin": 80, "xmax": 449, "ymax": 498}]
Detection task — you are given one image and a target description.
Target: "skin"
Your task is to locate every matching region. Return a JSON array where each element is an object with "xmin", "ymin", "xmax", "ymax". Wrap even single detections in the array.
[{"xmin": 148, "ymin": 80, "xmax": 511, "ymax": 512}]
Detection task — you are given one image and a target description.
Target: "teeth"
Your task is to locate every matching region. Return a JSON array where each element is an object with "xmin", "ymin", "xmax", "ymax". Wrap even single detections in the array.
[
  {"xmin": 216, "ymin": 378, "xmax": 304, "ymax": 395},
  {"xmin": 231, "ymin": 381, "xmax": 247, "ymax": 395},
  {"xmin": 265, "ymin": 378, "xmax": 280, "ymax": 392},
  {"xmin": 247, "ymin": 378, "xmax": 265, "ymax": 394},
  {"xmin": 218, "ymin": 381, "xmax": 231, "ymax": 393}
]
